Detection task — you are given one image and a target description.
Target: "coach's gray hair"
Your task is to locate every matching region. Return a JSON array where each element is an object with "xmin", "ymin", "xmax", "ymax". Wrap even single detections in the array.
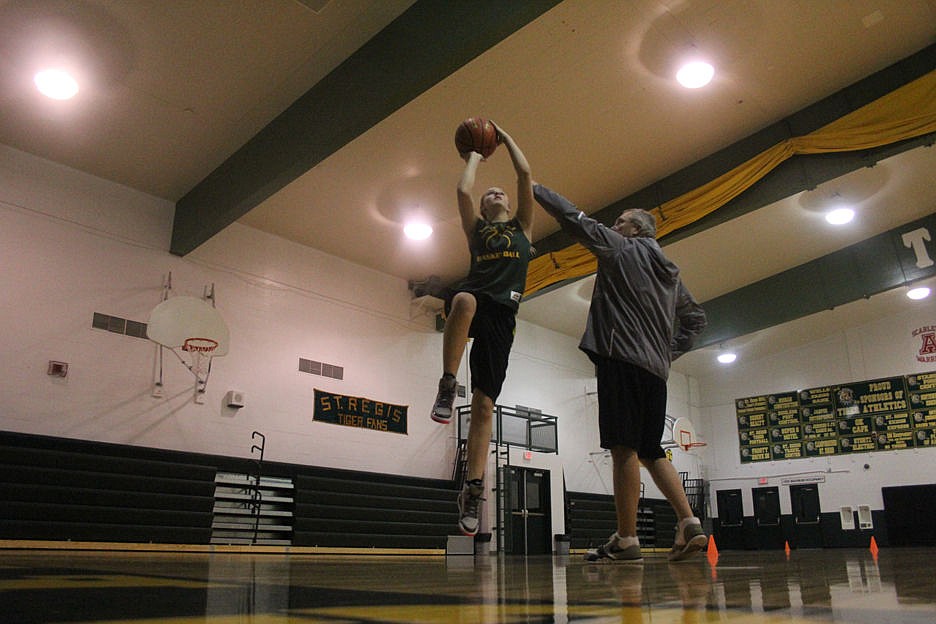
[{"xmin": 622, "ymin": 209, "xmax": 657, "ymax": 237}]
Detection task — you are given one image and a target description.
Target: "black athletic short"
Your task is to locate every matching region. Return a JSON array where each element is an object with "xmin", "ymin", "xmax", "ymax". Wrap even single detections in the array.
[
  {"xmin": 595, "ymin": 356, "xmax": 667, "ymax": 459},
  {"xmin": 445, "ymin": 292, "xmax": 516, "ymax": 401}
]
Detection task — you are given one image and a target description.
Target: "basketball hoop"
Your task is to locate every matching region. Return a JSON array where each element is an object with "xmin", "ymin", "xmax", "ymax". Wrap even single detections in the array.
[
  {"xmin": 147, "ymin": 293, "xmax": 229, "ymax": 401},
  {"xmin": 678, "ymin": 429, "xmax": 707, "ymax": 452},
  {"xmin": 181, "ymin": 337, "xmax": 219, "ymax": 381},
  {"xmin": 183, "ymin": 337, "xmax": 219, "ymax": 353}
]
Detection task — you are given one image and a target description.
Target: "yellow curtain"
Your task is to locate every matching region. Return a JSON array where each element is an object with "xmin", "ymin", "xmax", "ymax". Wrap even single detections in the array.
[{"xmin": 526, "ymin": 69, "xmax": 936, "ymax": 296}]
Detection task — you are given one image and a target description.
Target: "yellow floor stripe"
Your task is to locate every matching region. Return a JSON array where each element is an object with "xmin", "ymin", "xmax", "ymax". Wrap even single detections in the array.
[{"xmin": 0, "ymin": 539, "xmax": 444, "ymax": 556}]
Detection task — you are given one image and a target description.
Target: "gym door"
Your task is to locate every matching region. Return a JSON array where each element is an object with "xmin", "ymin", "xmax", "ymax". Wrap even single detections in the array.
[{"xmin": 505, "ymin": 467, "xmax": 551, "ymax": 555}]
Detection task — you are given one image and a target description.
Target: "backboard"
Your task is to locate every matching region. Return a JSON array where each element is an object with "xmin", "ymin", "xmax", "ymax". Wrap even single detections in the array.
[
  {"xmin": 146, "ymin": 296, "xmax": 229, "ymax": 356},
  {"xmin": 672, "ymin": 416, "xmax": 706, "ymax": 451}
]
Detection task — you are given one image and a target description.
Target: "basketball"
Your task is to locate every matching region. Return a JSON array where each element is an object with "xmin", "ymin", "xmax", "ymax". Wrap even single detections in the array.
[{"xmin": 454, "ymin": 117, "xmax": 498, "ymax": 158}]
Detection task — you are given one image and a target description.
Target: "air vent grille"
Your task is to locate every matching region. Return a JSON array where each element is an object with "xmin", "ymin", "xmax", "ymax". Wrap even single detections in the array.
[
  {"xmin": 92, "ymin": 312, "xmax": 148, "ymax": 339},
  {"xmin": 299, "ymin": 358, "xmax": 343, "ymax": 380}
]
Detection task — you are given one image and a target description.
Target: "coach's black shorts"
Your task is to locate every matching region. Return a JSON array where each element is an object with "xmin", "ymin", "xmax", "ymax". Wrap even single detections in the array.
[
  {"xmin": 445, "ymin": 292, "xmax": 516, "ymax": 401},
  {"xmin": 595, "ymin": 356, "xmax": 667, "ymax": 459}
]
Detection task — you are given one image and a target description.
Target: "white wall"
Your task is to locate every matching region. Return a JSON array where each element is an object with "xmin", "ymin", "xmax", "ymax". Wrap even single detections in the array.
[
  {"xmin": 2, "ymin": 144, "xmax": 655, "ymax": 493},
  {"xmin": 0, "ymin": 144, "xmax": 454, "ymax": 478},
  {"xmin": 695, "ymin": 303, "xmax": 936, "ymax": 517}
]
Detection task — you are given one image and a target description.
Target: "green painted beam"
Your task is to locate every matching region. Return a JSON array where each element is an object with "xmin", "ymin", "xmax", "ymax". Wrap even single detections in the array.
[
  {"xmin": 696, "ymin": 211, "xmax": 936, "ymax": 348},
  {"xmin": 171, "ymin": 0, "xmax": 562, "ymax": 256}
]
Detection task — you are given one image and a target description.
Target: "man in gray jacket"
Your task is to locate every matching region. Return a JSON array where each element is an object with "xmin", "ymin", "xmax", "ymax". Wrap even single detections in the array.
[{"xmin": 534, "ymin": 183, "xmax": 708, "ymax": 562}]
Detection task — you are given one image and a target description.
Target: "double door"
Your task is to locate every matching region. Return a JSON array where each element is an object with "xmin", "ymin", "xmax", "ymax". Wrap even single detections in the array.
[{"xmin": 504, "ymin": 466, "xmax": 551, "ymax": 555}]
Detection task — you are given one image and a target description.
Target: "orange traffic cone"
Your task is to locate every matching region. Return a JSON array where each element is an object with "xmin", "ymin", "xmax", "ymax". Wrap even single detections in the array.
[
  {"xmin": 784, "ymin": 540, "xmax": 791, "ymax": 557},
  {"xmin": 869, "ymin": 536, "xmax": 879, "ymax": 558},
  {"xmin": 706, "ymin": 534, "xmax": 719, "ymax": 566}
]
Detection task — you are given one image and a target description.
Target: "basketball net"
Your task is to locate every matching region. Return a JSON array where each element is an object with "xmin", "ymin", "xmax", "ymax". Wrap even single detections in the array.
[{"xmin": 180, "ymin": 337, "xmax": 219, "ymax": 385}]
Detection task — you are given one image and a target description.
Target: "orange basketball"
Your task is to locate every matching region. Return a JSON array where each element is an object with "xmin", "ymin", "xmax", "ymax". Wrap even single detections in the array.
[{"xmin": 454, "ymin": 117, "xmax": 498, "ymax": 158}]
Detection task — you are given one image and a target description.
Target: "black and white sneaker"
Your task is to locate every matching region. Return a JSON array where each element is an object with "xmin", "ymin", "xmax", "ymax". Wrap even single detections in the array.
[
  {"xmin": 584, "ymin": 532, "xmax": 643, "ymax": 562},
  {"xmin": 457, "ymin": 480, "xmax": 484, "ymax": 536},
  {"xmin": 431, "ymin": 375, "xmax": 457, "ymax": 424}
]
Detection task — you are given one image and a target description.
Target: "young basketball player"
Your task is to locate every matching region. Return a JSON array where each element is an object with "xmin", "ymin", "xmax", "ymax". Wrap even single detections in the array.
[{"xmin": 431, "ymin": 122, "xmax": 533, "ymax": 536}]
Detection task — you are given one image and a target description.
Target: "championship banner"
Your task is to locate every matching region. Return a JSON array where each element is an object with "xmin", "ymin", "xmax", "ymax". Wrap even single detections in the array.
[{"xmin": 314, "ymin": 389, "xmax": 407, "ymax": 435}]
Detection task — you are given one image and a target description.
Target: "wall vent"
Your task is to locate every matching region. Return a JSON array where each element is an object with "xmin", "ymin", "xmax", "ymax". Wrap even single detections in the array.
[
  {"xmin": 92, "ymin": 312, "xmax": 148, "ymax": 339},
  {"xmin": 299, "ymin": 358, "xmax": 343, "ymax": 380}
]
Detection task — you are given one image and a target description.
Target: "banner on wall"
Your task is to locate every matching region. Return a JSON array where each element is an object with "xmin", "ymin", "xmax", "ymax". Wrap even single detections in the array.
[
  {"xmin": 737, "ymin": 370, "xmax": 935, "ymax": 462},
  {"xmin": 314, "ymin": 389, "xmax": 407, "ymax": 435}
]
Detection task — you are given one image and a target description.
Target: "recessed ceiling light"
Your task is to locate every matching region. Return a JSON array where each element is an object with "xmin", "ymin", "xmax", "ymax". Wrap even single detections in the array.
[
  {"xmin": 907, "ymin": 286, "xmax": 931, "ymax": 300},
  {"xmin": 676, "ymin": 61, "xmax": 714, "ymax": 88},
  {"xmin": 34, "ymin": 69, "xmax": 79, "ymax": 100},
  {"xmin": 825, "ymin": 207, "xmax": 855, "ymax": 225},
  {"xmin": 717, "ymin": 352, "xmax": 737, "ymax": 364},
  {"xmin": 404, "ymin": 222, "xmax": 432, "ymax": 240}
]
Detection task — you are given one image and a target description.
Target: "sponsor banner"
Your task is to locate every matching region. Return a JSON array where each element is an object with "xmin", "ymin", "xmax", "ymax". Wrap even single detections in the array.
[
  {"xmin": 740, "ymin": 427, "xmax": 770, "ymax": 447},
  {"xmin": 911, "ymin": 407, "xmax": 936, "ymax": 428},
  {"xmin": 740, "ymin": 445, "xmax": 771, "ymax": 463},
  {"xmin": 804, "ymin": 438, "xmax": 838, "ymax": 457},
  {"xmin": 833, "ymin": 377, "xmax": 908, "ymax": 417},
  {"xmin": 768, "ymin": 406, "xmax": 801, "ymax": 427},
  {"xmin": 736, "ymin": 395, "xmax": 770, "ymax": 416},
  {"xmin": 802, "ymin": 420, "xmax": 837, "ymax": 440},
  {"xmin": 872, "ymin": 412, "xmax": 912, "ymax": 432},
  {"xmin": 737, "ymin": 372, "xmax": 934, "ymax": 463},
  {"xmin": 875, "ymin": 429, "xmax": 915, "ymax": 451},
  {"xmin": 838, "ymin": 434, "xmax": 876, "ymax": 454},
  {"xmin": 906, "ymin": 371, "xmax": 936, "ymax": 391},
  {"xmin": 836, "ymin": 417, "xmax": 874, "ymax": 437},
  {"xmin": 771, "ymin": 442, "xmax": 803, "ymax": 460},
  {"xmin": 801, "ymin": 404, "xmax": 836, "ymax": 422},
  {"xmin": 313, "ymin": 388, "xmax": 407, "ymax": 435},
  {"xmin": 737, "ymin": 411, "xmax": 768, "ymax": 430},
  {"xmin": 914, "ymin": 428, "xmax": 936, "ymax": 447},
  {"xmin": 908, "ymin": 388, "xmax": 936, "ymax": 410},
  {"xmin": 766, "ymin": 392, "xmax": 800, "ymax": 410},
  {"xmin": 770, "ymin": 425, "xmax": 802, "ymax": 443},
  {"xmin": 799, "ymin": 386, "xmax": 835, "ymax": 407}
]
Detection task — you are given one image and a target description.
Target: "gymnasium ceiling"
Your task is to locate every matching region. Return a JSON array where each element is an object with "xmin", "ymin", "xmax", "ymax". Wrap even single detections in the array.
[{"xmin": 1, "ymin": 0, "xmax": 934, "ymax": 380}]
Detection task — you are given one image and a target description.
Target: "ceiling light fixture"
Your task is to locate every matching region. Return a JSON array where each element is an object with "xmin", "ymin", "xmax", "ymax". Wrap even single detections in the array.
[
  {"xmin": 825, "ymin": 207, "xmax": 855, "ymax": 225},
  {"xmin": 34, "ymin": 69, "xmax": 79, "ymax": 100},
  {"xmin": 907, "ymin": 286, "xmax": 931, "ymax": 300},
  {"xmin": 717, "ymin": 351, "xmax": 737, "ymax": 364},
  {"xmin": 403, "ymin": 222, "xmax": 432, "ymax": 240},
  {"xmin": 676, "ymin": 61, "xmax": 714, "ymax": 88}
]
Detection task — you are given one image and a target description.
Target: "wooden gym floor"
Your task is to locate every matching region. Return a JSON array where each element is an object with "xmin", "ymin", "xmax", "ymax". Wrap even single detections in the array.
[{"xmin": 2, "ymin": 545, "xmax": 935, "ymax": 623}]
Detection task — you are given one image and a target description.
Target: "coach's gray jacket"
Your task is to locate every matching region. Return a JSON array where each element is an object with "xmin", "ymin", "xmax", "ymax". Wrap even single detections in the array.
[{"xmin": 533, "ymin": 184, "xmax": 707, "ymax": 381}]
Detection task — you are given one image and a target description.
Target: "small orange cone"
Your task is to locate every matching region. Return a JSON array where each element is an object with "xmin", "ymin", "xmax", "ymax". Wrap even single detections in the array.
[
  {"xmin": 784, "ymin": 540, "xmax": 791, "ymax": 557},
  {"xmin": 706, "ymin": 534, "xmax": 719, "ymax": 567},
  {"xmin": 869, "ymin": 536, "xmax": 879, "ymax": 558}
]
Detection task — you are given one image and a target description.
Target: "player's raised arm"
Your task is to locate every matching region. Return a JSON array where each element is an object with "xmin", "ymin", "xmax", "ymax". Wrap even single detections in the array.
[
  {"xmin": 456, "ymin": 151, "xmax": 483, "ymax": 238},
  {"xmin": 492, "ymin": 122, "xmax": 533, "ymax": 238}
]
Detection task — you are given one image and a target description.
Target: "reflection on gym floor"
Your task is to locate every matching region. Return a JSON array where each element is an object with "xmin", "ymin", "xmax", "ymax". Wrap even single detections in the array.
[{"xmin": 2, "ymin": 547, "xmax": 936, "ymax": 623}]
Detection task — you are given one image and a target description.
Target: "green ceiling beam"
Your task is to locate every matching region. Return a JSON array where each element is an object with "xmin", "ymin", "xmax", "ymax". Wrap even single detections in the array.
[
  {"xmin": 171, "ymin": 0, "xmax": 562, "ymax": 256},
  {"xmin": 696, "ymin": 211, "xmax": 936, "ymax": 348}
]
